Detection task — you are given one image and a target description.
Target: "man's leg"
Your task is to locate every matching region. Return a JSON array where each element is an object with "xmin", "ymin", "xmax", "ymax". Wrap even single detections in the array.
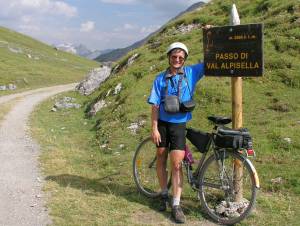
[
  {"xmin": 156, "ymin": 147, "xmax": 168, "ymax": 191},
  {"xmin": 156, "ymin": 147, "xmax": 169, "ymax": 211},
  {"xmin": 170, "ymin": 150, "xmax": 185, "ymax": 205},
  {"xmin": 170, "ymin": 150, "xmax": 186, "ymax": 223}
]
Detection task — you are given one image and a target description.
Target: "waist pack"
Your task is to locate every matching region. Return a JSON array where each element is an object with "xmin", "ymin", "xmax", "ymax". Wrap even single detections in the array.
[{"xmin": 180, "ymin": 99, "xmax": 196, "ymax": 112}]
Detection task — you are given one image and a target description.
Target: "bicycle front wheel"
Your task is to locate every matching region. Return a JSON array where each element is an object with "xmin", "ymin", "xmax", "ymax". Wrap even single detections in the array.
[
  {"xmin": 198, "ymin": 150, "xmax": 258, "ymax": 225},
  {"xmin": 132, "ymin": 137, "xmax": 171, "ymax": 198}
]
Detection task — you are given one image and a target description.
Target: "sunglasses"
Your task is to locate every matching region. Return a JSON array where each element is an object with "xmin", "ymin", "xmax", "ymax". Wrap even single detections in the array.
[{"xmin": 171, "ymin": 55, "xmax": 185, "ymax": 62}]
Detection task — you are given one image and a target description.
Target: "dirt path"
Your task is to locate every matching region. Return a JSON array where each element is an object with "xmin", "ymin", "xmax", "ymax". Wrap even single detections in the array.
[{"xmin": 0, "ymin": 84, "xmax": 76, "ymax": 226}]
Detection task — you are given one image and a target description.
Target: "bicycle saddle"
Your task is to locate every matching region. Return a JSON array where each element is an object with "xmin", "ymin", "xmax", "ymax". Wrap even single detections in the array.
[{"xmin": 208, "ymin": 116, "xmax": 232, "ymax": 125}]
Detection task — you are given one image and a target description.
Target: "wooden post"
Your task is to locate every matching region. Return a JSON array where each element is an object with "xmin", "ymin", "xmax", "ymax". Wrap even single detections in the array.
[{"xmin": 231, "ymin": 4, "xmax": 243, "ymax": 202}]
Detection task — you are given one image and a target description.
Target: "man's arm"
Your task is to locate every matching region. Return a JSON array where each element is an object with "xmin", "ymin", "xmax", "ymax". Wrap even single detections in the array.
[{"xmin": 151, "ymin": 105, "xmax": 161, "ymax": 146}]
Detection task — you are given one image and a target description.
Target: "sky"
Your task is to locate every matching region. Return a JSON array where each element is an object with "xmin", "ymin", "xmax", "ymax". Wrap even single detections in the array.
[{"xmin": 0, "ymin": 0, "xmax": 209, "ymax": 51}]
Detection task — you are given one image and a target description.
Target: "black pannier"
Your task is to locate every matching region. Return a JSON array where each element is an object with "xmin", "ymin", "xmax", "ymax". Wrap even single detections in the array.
[
  {"xmin": 186, "ymin": 128, "xmax": 211, "ymax": 153},
  {"xmin": 215, "ymin": 127, "xmax": 253, "ymax": 150}
]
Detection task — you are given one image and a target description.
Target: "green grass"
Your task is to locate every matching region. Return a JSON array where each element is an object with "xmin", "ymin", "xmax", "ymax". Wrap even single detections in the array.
[
  {"xmin": 0, "ymin": 26, "xmax": 98, "ymax": 95},
  {"xmin": 30, "ymin": 0, "xmax": 300, "ymax": 225}
]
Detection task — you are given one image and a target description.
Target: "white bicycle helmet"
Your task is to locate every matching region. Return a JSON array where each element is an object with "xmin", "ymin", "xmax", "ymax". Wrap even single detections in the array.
[{"xmin": 166, "ymin": 42, "xmax": 189, "ymax": 57}]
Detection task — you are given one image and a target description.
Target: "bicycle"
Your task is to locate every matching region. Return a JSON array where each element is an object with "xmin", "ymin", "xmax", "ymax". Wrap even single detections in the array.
[{"xmin": 132, "ymin": 116, "xmax": 260, "ymax": 225}]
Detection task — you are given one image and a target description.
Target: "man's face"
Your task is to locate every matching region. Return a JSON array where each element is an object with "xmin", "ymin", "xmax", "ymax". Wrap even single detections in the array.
[{"xmin": 169, "ymin": 50, "xmax": 185, "ymax": 69}]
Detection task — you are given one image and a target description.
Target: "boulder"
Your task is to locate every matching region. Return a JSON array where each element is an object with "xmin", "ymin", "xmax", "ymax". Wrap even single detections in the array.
[
  {"xmin": 76, "ymin": 65, "xmax": 112, "ymax": 95},
  {"xmin": 88, "ymin": 99, "xmax": 107, "ymax": 116},
  {"xmin": 52, "ymin": 96, "xmax": 81, "ymax": 111},
  {"xmin": 0, "ymin": 84, "xmax": 17, "ymax": 91},
  {"xmin": 114, "ymin": 83, "xmax": 122, "ymax": 95},
  {"xmin": 7, "ymin": 84, "xmax": 17, "ymax": 90},
  {"xmin": 127, "ymin": 120, "xmax": 146, "ymax": 134},
  {"xmin": 127, "ymin": 53, "xmax": 139, "ymax": 66}
]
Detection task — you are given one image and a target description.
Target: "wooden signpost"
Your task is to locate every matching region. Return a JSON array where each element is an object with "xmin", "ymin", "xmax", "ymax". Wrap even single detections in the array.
[{"xmin": 203, "ymin": 4, "xmax": 263, "ymax": 202}]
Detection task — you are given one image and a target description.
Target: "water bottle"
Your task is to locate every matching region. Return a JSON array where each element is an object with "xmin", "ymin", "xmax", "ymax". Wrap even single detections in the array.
[{"xmin": 184, "ymin": 144, "xmax": 194, "ymax": 164}]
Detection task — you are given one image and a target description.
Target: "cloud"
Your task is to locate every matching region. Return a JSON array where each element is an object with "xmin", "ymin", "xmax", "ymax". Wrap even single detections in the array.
[
  {"xmin": 80, "ymin": 21, "xmax": 95, "ymax": 32},
  {"xmin": 1, "ymin": 0, "xmax": 77, "ymax": 18}
]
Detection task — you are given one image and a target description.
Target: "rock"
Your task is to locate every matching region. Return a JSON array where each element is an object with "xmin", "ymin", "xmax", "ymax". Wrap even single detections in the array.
[
  {"xmin": 216, "ymin": 205, "xmax": 226, "ymax": 214},
  {"xmin": 149, "ymin": 41, "xmax": 161, "ymax": 49},
  {"xmin": 215, "ymin": 199, "xmax": 249, "ymax": 217},
  {"xmin": 149, "ymin": 65, "xmax": 156, "ymax": 71},
  {"xmin": 76, "ymin": 66, "xmax": 111, "ymax": 95},
  {"xmin": 8, "ymin": 46, "xmax": 23, "ymax": 54},
  {"xmin": 127, "ymin": 120, "xmax": 146, "ymax": 134},
  {"xmin": 127, "ymin": 53, "xmax": 140, "ymax": 66},
  {"xmin": 271, "ymin": 177, "xmax": 283, "ymax": 184},
  {"xmin": 0, "ymin": 85, "xmax": 6, "ymax": 91},
  {"xmin": 88, "ymin": 99, "xmax": 107, "ymax": 116},
  {"xmin": 283, "ymin": 137, "xmax": 292, "ymax": 144},
  {"xmin": 105, "ymin": 89, "xmax": 111, "ymax": 97},
  {"xmin": 114, "ymin": 83, "xmax": 122, "ymax": 95},
  {"xmin": 0, "ymin": 84, "xmax": 17, "ymax": 91},
  {"xmin": 100, "ymin": 144, "xmax": 107, "ymax": 149},
  {"xmin": 111, "ymin": 53, "xmax": 140, "ymax": 74},
  {"xmin": 52, "ymin": 96, "xmax": 81, "ymax": 110},
  {"xmin": 175, "ymin": 23, "xmax": 201, "ymax": 34},
  {"xmin": 111, "ymin": 64, "xmax": 120, "ymax": 74},
  {"xmin": 7, "ymin": 84, "xmax": 17, "ymax": 90}
]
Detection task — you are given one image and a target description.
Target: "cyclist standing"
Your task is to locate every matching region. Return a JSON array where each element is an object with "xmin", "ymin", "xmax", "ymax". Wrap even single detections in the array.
[{"xmin": 148, "ymin": 42, "xmax": 205, "ymax": 223}]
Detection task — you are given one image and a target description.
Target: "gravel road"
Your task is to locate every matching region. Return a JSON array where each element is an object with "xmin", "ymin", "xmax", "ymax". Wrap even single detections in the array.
[{"xmin": 0, "ymin": 84, "xmax": 76, "ymax": 226}]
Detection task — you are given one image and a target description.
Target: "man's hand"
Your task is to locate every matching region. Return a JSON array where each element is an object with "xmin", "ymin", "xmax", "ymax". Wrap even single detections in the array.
[
  {"xmin": 151, "ymin": 129, "xmax": 161, "ymax": 146},
  {"xmin": 151, "ymin": 104, "xmax": 161, "ymax": 146}
]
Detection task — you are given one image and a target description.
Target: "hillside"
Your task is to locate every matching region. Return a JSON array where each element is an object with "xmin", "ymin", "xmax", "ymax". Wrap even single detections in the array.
[
  {"xmin": 91, "ymin": 0, "xmax": 300, "ymax": 150},
  {"xmin": 0, "ymin": 26, "xmax": 98, "ymax": 95},
  {"xmin": 31, "ymin": 0, "xmax": 300, "ymax": 225}
]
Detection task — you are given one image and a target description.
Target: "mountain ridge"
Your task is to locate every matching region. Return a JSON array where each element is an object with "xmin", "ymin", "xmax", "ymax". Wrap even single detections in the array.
[{"xmin": 95, "ymin": 1, "xmax": 206, "ymax": 62}]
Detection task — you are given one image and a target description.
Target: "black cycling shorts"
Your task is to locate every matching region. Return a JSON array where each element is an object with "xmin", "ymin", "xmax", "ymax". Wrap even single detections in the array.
[{"xmin": 157, "ymin": 120, "xmax": 186, "ymax": 151}]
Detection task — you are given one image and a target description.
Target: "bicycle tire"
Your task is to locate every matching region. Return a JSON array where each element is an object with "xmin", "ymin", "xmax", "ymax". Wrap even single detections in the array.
[
  {"xmin": 198, "ymin": 150, "xmax": 258, "ymax": 225},
  {"xmin": 133, "ymin": 137, "xmax": 172, "ymax": 198}
]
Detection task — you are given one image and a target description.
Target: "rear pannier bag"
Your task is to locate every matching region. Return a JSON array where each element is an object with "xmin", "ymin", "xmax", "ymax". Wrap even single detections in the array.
[
  {"xmin": 186, "ymin": 128, "xmax": 211, "ymax": 153},
  {"xmin": 215, "ymin": 134, "xmax": 243, "ymax": 149},
  {"xmin": 215, "ymin": 127, "xmax": 253, "ymax": 150}
]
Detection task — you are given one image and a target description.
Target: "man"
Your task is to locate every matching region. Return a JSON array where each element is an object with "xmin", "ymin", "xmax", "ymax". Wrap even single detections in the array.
[{"xmin": 148, "ymin": 42, "xmax": 205, "ymax": 223}]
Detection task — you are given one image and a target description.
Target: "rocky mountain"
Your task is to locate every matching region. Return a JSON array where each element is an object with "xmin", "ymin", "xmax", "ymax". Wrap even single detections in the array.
[
  {"xmin": 95, "ymin": 1, "xmax": 206, "ymax": 62},
  {"xmin": 54, "ymin": 43, "xmax": 113, "ymax": 60}
]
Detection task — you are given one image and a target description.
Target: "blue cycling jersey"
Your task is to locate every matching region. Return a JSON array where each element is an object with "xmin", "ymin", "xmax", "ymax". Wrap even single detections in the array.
[{"xmin": 148, "ymin": 63, "xmax": 205, "ymax": 123}]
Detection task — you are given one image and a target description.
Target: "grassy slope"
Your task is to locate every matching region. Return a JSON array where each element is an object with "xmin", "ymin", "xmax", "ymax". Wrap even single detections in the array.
[
  {"xmin": 31, "ymin": 0, "xmax": 300, "ymax": 225},
  {"xmin": 0, "ymin": 26, "xmax": 98, "ymax": 95}
]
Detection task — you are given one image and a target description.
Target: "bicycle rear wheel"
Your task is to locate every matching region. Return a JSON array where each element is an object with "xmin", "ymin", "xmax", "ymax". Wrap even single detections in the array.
[
  {"xmin": 133, "ymin": 137, "xmax": 171, "ymax": 198},
  {"xmin": 198, "ymin": 150, "xmax": 258, "ymax": 225}
]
